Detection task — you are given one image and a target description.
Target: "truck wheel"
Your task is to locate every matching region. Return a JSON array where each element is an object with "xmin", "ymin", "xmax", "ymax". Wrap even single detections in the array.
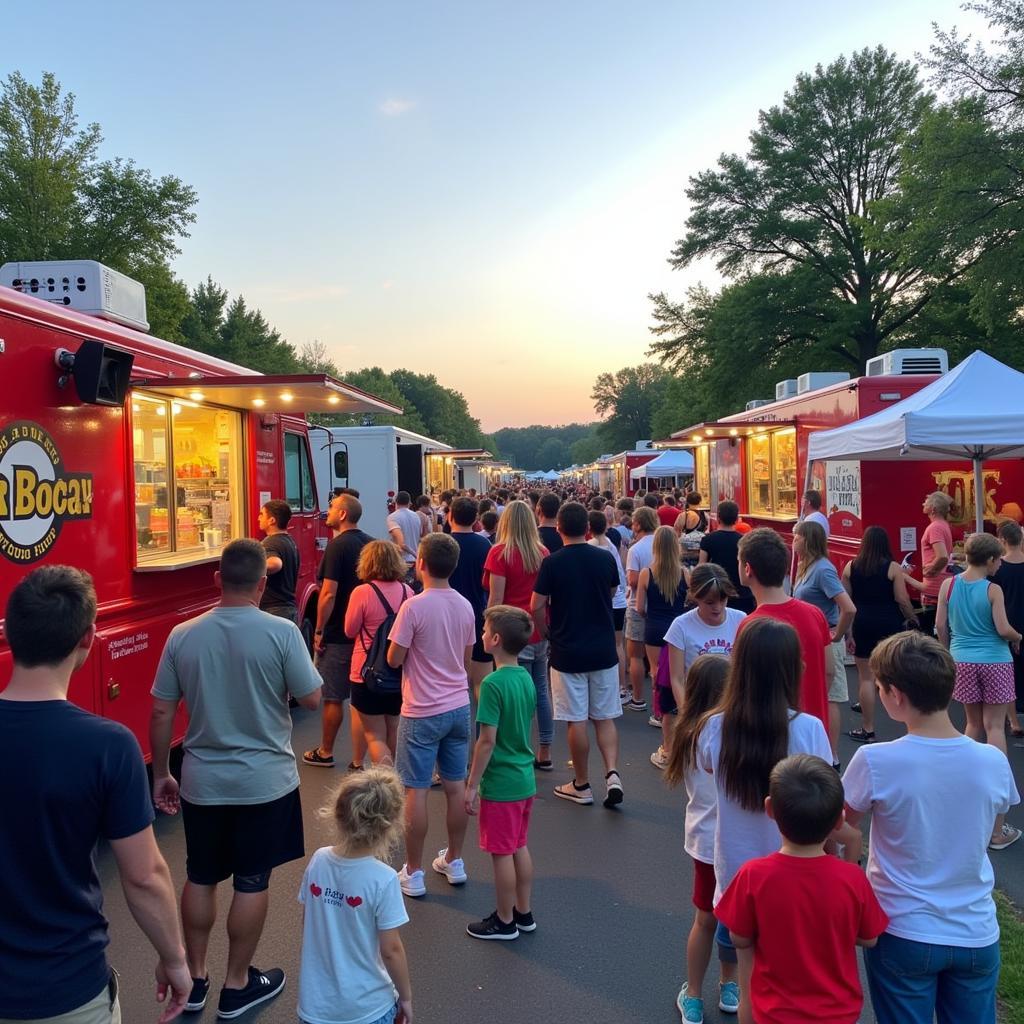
[{"xmin": 300, "ymin": 615, "xmax": 316, "ymax": 657}]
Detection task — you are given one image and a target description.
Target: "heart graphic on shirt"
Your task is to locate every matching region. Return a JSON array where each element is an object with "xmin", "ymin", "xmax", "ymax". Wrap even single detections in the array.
[
  {"xmin": 346, "ymin": 895, "xmax": 363, "ymax": 908},
  {"xmin": 309, "ymin": 883, "xmax": 322, "ymax": 897}
]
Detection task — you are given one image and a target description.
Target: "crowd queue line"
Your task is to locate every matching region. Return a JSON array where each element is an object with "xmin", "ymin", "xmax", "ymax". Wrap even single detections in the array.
[{"xmin": 1, "ymin": 481, "xmax": 1021, "ymax": 1024}]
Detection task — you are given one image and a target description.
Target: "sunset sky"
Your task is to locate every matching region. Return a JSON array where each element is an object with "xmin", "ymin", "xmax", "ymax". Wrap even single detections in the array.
[{"xmin": 7, "ymin": 0, "xmax": 983, "ymax": 431}]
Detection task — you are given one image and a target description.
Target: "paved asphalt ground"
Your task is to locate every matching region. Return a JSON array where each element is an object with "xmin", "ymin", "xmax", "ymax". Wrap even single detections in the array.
[{"xmin": 98, "ymin": 668, "xmax": 1024, "ymax": 1024}]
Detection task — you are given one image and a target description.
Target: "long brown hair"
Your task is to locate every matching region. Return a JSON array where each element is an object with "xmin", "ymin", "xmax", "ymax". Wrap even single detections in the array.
[
  {"xmin": 716, "ymin": 617, "xmax": 802, "ymax": 812},
  {"xmin": 650, "ymin": 525, "xmax": 683, "ymax": 601},
  {"xmin": 794, "ymin": 520, "xmax": 828, "ymax": 582},
  {"xmin": 664, "ymin": 656, "xmax": 731, "ymax": 786},
  {"xmin": 853, "ymin": 525, "xmax": 893, "ymax": 576}
]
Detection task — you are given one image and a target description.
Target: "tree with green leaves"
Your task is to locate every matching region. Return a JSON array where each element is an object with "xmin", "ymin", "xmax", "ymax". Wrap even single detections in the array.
[
  {"xmin": 591, "ymin": 363, "xmax": 672, "ymax": 451},
  {"xmin": 0, "ymin": 71, "xmax": 197, "ymax": 336},
  {"xmin": 666, "ymin": 47, "xmax": 943, "ymax": 369}
]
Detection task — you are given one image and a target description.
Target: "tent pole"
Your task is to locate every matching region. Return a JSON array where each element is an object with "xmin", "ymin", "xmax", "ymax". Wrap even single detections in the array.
[{"xmin": 973, "ymin": 457, "xmax": 985, "ymax": 535}]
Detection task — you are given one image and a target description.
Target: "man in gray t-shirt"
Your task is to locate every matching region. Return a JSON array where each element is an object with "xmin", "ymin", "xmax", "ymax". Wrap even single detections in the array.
[
  {"xmin": 387, "ymin": 491, "xmax": 423, "ymax": 568},
  {"xmin": 149, "ymin": 540, "xmax": 321, "ymax": 1019}
]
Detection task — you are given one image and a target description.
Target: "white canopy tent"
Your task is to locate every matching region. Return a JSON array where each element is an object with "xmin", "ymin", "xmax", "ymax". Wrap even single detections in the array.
[
  {"xmin": 630, "ymin": 449, "xmax": 695, "ymax": 483},
  {"xmin": 806, "ymin": 350, "xmax": 1024, "ymax": 533}
]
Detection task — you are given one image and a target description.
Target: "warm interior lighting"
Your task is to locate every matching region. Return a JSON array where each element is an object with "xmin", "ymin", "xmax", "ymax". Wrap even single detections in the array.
[
  {"xmin": 132, "ymin": 403, "xmax": 140, "ymax": 413},
  {"xmin": 691, "ymin": 434, "xmax": 701, "ymax": 443},
  {"xmin": 252, "ymin": 398, "xmax": 265, "ymax": 407},
  {"xmin": 705, "ymin": 428, "xmax": 714, "ymax": 436},
  {"xmin": 188, "ymin": 391, "xmax": 205, "ymax": 402},
  {"xmin": 729, "ymin": 428, "xmax": 738, "ymax": 436},
  {"xmin": 280, "ymin": 392, "xmax": 293, "ymax": 402},
  {"xmin": 327, "ymin": 395, "xmax": 340, "ymax": 405},
  {"xmin": 171, "ymin": 403, "xmax": 182, "ymax": 415}
]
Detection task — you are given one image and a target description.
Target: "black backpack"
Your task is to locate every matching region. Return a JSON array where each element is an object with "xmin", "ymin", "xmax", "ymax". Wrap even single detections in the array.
[{"xmin": 360, "ymin": 583, "xmax": 408, "ymax": 694}]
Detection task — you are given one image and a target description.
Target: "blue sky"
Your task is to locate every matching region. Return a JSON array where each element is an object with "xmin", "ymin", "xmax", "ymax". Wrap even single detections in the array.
[{"xmin": 5, "ymin": 1, "xmax": 984, "ymax": 430}]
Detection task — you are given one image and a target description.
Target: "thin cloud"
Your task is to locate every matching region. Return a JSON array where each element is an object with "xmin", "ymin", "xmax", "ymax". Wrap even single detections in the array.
[
  {"xmin": 379, "ymin": 97, "xmax": 417, "ymax": 117},
  {"xmin": 258, "ymin": 284, "xmax": 350, "ymax": 303}
]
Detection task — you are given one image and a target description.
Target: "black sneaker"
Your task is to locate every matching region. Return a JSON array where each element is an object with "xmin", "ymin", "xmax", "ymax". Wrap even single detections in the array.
[
  {"xmin": 217, "ymin": 967, "xmax": 286, "ymax": 1019},
  {"xmin": 603, "ymin": 770, "xmax": 624, "ymax": 809},
  {"xmin": 513, "ymin": 907, "xmax": 537, "ymax": 932},
  {"xmin": 466, "ymin": 911, "xmax": 519, "ymax": 941},
  {"xmin": 185, "ymin": 976, "xmax": 210, "ymax": 1012}
]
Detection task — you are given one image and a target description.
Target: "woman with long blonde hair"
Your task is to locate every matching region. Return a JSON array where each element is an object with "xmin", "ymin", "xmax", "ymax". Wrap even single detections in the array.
[
  {"xmin": 483, "ymin": 500, "xmax": 554, "ymax": 767},
  {"xmin": 636, "ymin": 526, "xmax": 689, "ymax": 734}
]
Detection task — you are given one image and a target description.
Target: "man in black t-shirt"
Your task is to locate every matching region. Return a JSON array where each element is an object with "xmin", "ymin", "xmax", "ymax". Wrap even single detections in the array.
[
  {"xmin": 258, "ymin": 499, "xmax": 300, "ymax": 622},
  {"xmin": 0, "ymin": 567, "xmax": 189, "ymax": 1022},
  {"xmin": 532, "ymin": 502, "xmax": 623, "ymax": 810},
  {"xmin": 447, "ymin": 496, "xmax": 493, "ymax": 694},
  {"xmin": 537, "ymin": 491, "xmax": 563, "ymax": 553},
  {"xmin": 698, "ymin": 499, "xmax": 755, "ymax": 614},
  {"xmin": 307, "ymin": 493, "xmax": 372, "ymax": 769}
]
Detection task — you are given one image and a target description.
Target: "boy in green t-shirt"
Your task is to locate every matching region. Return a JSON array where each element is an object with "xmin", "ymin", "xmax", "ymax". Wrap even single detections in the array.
[{"xmin": 464, "ymin": 604, "xmax": 538, "ymax": 940}]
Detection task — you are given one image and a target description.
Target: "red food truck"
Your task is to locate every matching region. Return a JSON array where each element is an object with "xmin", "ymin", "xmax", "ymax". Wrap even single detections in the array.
[
  {"xmin": 0, "ymin": 278, "xmax": 399, "ymax": 758},
  {"xmin": 663, "ymin": 353, "xmax": 1024, "ymax": 573}
]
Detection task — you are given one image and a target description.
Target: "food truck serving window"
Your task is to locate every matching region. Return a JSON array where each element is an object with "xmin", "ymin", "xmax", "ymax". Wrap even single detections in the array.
[
  {"xmin": 132, "ymin": 394, "xmax": 244, "ymax": 566},
  {"xmin": 747, "ymin": 428, "xmax": 798, "ymax": 518},
  {"xmin": 694, "ymin": 445, "xmax": 711, "ymax": 503}
]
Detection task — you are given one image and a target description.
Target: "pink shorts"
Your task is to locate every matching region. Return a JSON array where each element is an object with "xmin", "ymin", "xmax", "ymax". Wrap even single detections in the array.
[
  {"xmin": 692, "ymin": 856, "xmax": 716, "ymax": 913},
  {"xmin": 954, "ymin": 661, "xmax": 1016, "ymax": 705},
  {"xmin": 478, "ymin": 796, "xmax": 534, "ymax": 855}
]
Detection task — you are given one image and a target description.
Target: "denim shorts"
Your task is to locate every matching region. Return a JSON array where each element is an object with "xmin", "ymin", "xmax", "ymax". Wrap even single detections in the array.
[
  {"xmin": 314, "ymin": 643, "xmax": 353, "ymax": 702},
  {"xmin": 395, "ymin": 705, "xmax": 471, "ymax": 788}
]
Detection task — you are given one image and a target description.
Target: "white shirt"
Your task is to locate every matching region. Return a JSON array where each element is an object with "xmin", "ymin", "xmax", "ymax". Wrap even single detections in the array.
[
  {"xmin": 590, "ymin": 536, "xmax": 627, "ymax": 609},
  {"xmin": 386, "ymin": 507, "xmax": 422, "ymax": 563},
  {"xmin": 803, "ymin": 509, "xmax": 830, "ymax": 536},
  {"xmin": 625, "ymin": 533, "xmax": 655, "ymax": 610},
  {"xmin": 297, "ymin": 848, "xmax": 409, "ymax": 1024},
  {"xmin": 684, "ymin": 764, "xmax": 717, "ymax": 864},
  {"xmin": 697, "ymin": 710, "xmax": 832, "ymax": 903},
  {"xmin": 664, "ymin": 607, "xmax": 747, "ymax": 668},
  {"xmin": 843, "ymin": 735, "xmax": 1019, "ymax": 947}
]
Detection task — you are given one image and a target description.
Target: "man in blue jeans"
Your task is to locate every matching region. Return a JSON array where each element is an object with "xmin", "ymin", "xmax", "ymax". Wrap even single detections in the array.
[
  {"xmin": 843, "ymin": 630, "xmax": 1018, "ymax": 1023},
  {"xmin": 388, "ymin": 533, "xmax": 477, "ymax": 898}
]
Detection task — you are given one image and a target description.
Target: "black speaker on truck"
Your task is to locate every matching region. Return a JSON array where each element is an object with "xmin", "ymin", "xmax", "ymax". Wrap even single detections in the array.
[{"xmin": 56, "ymin": 339, "xmax": 135, "ymax": 407}]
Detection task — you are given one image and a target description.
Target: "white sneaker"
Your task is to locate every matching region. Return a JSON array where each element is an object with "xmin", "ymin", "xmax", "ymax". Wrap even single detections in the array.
[
  {"xmin": 431, "ymin": 848, "xmax": 468, "ymax": 885},
  {"xmin": 647, "ymin": 714, "xmax": 663, "ymax": 728},
  {"xmin": 650, "ymin": 746, "xmax": 669, "ymax": 770},
  {"xmin": 398, "ymin": 864, "xmax": 426, "ymax": 897}
]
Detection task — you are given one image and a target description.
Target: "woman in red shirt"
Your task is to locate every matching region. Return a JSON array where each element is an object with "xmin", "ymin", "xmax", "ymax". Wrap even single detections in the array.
[
  {"xmin": 344, "ymin": 540, "xmax": 412, "ymax": 765},
  {"xmin": 483, "ymin": 500, "xmax": 552, "ymax": 767}
]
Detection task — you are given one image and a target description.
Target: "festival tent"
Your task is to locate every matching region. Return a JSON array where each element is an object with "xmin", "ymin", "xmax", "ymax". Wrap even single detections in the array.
[
  {"xmin": 542, "ymin": 470, "xmax": 560, "ymax": 480},
  {"xmin": 806, "ymin": 350, "xmax": 1024, "ymax": 533},
  {"xmin": 630, "ymin": 448, "xmax": 695, "ymax": 483}
]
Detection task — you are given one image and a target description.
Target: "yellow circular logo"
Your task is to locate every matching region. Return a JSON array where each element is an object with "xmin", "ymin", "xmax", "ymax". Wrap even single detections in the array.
[{"xmin": 0, "ymin": 421, "xmax": 94, "ymax": 564}]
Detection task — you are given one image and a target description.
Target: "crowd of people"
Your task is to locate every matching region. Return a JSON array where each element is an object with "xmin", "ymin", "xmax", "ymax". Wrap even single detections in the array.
[{"xmin": 0, "ymin": 480, "xmax": 1021, "ymax": 1024}]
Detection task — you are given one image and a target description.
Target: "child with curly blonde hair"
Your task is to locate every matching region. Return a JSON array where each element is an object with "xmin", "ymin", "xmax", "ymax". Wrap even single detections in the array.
[{"xmin": 297, "ymin": 767, "xmax": 413, "ymax": 1024}]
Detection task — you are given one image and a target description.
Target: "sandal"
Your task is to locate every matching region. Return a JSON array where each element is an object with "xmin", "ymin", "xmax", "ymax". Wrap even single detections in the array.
[
  {"xmin": 847, "ymin": 728, "xmax": 875, "ymax": 743},
  {"xmin": 850, "ymin": 703, "xmax": 862, "ymax": 714},
  {"xmin": 302, "ymin": 747, "xmax": 335, "ymax": 767},
  {"xmin": 534, "ymin": 759, "xmax": 553, "ymax": 771}
]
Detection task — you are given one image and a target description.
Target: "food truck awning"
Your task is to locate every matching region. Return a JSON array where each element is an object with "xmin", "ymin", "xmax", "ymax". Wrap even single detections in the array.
[
  {"xmin": 427, "ymin": 449, "xmax": 493, "ymax": 460},
  {"xmin": 664, "ymin": 418, "xmax": 797, "ymax": 444},
  {"xmin": 130, "ymin": 374, "xmax": 404, "ymax": 416}
]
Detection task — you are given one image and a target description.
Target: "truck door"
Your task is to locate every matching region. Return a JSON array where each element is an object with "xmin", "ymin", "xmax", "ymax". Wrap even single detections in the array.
[
  {"xmin": 283, "ymin": 430, "xmax": 319, "ymax": 608},
  {"xmin": 397, "ymin": 442, "xmax": 424, "ymax": 496}
]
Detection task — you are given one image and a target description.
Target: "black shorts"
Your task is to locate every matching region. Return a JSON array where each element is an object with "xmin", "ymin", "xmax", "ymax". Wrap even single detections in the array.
[
  {"xmin": 181, "ymin": 788, "xmax": 304, "ymax": 886},
  {"xmin": 656, "ymin": 683, "xmax": 678, "ymax": 716},
  {"xmin": 613, "ymin": 607, "xmax": 626, "ymax": 631},
  {"xmin": 472, "ymin": 615, "xmax": 494, "ymax": 664},
  {"xmin": 350, "ymin": 679, "xmax": 403, "ymax": 717}
]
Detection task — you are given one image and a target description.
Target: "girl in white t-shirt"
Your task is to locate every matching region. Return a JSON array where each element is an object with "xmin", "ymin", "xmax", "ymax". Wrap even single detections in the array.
[
  {"xmin": 298, "ymin": 768, "xmax": 413, "ymax": 1024},
  {"xmin": 695, "ymin": 617, "xmax": 839, "ymax": 1014},
  {"xmin": 664, "ymin": 655, "xmax": 734, "ymax": 1024}
]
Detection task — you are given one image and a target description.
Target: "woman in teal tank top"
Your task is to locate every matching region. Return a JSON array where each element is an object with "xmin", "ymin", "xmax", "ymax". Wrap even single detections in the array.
[{"xmin": 937, "ymin": 533, "xmax": 1022, "ymax": 761}]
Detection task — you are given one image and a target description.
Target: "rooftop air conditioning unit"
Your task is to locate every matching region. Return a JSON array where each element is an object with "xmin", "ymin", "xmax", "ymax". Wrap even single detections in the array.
[
  {"xmin": 865, "ymin": 348, "xmax": 949, "ymax": 377},
  {"xmin": 745, "ymin": 399, "xmax": 772, "ymax": 411},
  {"xmin": 797, "ymin": 371, "xmax": 851, "ymax": 394},
  {"xmin": 0, "ymin": 259, "xmax": 149, "ymax": 331},
  {"xmin": 775, "ymin": 379, "xmax": 798, "ymax": 400}
]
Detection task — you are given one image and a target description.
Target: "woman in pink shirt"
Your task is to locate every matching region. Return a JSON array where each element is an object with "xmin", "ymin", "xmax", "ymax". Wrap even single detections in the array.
[
  {"xmin": 345, "ymin": 540, "xmax": 412, "ymax": 765},
  {"xmin": 906, "ymin": 491, "xmax": 954, "ymax": 635}
]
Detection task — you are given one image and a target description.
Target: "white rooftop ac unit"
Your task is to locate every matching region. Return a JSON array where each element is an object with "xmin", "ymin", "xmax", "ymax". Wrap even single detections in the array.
[
  {"xmin": 797, "ymin": 371, "xmax": 851, "ymax": 394},
  {"xmin": 865, "ymin": 348, "xmax": 948, "ymax": 377},
  {"xmin": 775, "ymin": 379, "xmax": 798, "ymax": 400},
  {"xmin": 0, "ymin": 259, "xmax": 149, "ymax": 331},
  {"xmin": 745, "ymin": 399, "xmax": 772, "ymax": 411}
]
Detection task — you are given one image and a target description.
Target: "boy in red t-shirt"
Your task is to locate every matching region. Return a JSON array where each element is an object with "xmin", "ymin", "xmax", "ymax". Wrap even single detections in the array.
[
  {"xmin": 716, "ymin": 754, "xmax": 887, "ymax": 1024},
  {"xmin": 738, "ymin": 529, "xmax": 830, "ymax": 733}
]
